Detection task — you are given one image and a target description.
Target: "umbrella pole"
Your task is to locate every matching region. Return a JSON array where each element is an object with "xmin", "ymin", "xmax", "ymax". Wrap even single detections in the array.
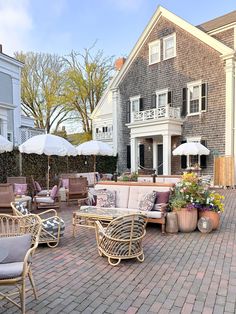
[
  {"xmin": 47, "ymin": 156, "xmax": 50, "ymax": 194},
  {"xmin": 94, "ymin": 155, "xmax": 96, "ymax": 185}
]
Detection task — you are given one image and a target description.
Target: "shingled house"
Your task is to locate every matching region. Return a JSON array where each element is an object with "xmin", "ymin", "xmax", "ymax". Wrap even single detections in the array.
[{"xmin": 92, "ymin": 7, "xmax": 236, "ymax": 176}]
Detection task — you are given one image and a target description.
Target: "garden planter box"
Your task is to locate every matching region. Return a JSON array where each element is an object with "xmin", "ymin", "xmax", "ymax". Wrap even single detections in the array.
[{"xmin": 175, "ymin": 208, "xmax": 198, "ymax": 232}]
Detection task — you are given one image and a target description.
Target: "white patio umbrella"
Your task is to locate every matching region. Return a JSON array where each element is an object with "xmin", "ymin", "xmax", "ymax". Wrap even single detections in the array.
[
  {"xmin": 173, "ymin": 142, "xmax": 210, "ymax": 168},
  {"xmin": 19, "ymin": 134, "xmax": 77, "ymax": 190},
  {"xmin": 76, "ymin": 140, "xmax": 113, "ymax": 173},
  {"xmin": 0, "ymin": 135, "xmax": 13, "ymax": 153}
]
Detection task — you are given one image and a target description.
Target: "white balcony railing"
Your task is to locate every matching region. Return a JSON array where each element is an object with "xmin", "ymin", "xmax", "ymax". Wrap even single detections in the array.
[
  {"xmin": 94, "ymin": 132, "xmax": 113, "ymax": 140},
  {"xmin": 131, "ymin": 105, "xmax": 181, "ymax": 123}
]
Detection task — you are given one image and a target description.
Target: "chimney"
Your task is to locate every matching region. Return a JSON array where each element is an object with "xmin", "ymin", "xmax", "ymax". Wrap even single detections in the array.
[
  {"xmin": 115, "ymin": 57, "xmax": 126, "ymax": 71},
  {"xmin": 0, "ymin": 44, "xmax": 2, "ymax": 53}
]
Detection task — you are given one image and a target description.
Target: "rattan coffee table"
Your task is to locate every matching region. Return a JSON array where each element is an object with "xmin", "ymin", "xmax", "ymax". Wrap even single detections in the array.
[{"xmin": 72, "ymin": 206, "xmax": 140, "ymax": 237}]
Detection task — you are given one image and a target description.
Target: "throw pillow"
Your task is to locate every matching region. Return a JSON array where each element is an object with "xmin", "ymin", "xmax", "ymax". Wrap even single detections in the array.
[
  {"xmin": 156, "ymin": 191, "xmax": 170, "ymax": 204},
  {"xmin": 139, "ymin": 191, "xmax": 157, "ymax": 211},
  {"xmin": 62, "ymin": 179, "xmax": 69, "ymax": 189},
  {"xmin": 96, "ymin": 189, "xmax": 116, "ymax": 208},
  {"xmin": 0, "ymin": 234, "xmax": 31, "ymax": 263},
  {"xmin": 14, "ymin": 183, "xmax": 27, "ymax": 195},
  {"xmin": 35, "ymin": 181, "xmax": 42, "ymax": 192},
  {"xmin": 50, "ymin": 185, "xmax": 58, "ymax": 200},
  {"xmin": 15, "ymin": 202, "xmax": 29, "ymax": 215}
]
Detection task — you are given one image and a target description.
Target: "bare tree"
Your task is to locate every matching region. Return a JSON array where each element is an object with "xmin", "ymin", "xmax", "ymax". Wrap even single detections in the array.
[
  {"xmin": 63, "ymin": 46, "xmax": 114, "ymax": 133},
  {"xmin": 15, "ymin": 51, "xmax": 72, "ymax": 133}
]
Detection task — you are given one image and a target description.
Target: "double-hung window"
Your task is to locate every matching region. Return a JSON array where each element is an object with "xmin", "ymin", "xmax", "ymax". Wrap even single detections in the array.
[
  {"xmin": 149, "ymin": 40, "xmax": 160, "ymax": 65},
  {"xmin": 187, "ymin": 81, "xmax": 207, "ymax": 115},
  {"xmin": 163, "ymin": 34, "xmax": 176, "ymax": 60}
]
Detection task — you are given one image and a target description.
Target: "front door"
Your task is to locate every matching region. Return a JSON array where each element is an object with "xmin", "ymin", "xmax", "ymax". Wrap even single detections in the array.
[{"xmin": 157, "ymin": 144, "xmax": 163, "ymax": 175}]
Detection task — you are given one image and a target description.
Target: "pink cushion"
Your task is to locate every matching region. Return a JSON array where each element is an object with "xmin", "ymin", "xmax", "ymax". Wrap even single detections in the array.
[
  {"xmin": 62, "ymin": 179, "xmax": 69, "ymax": 189},
  {"xmin": 14, "ymin": 183, "xmax": 27, "ymax": 195},
  {"xmin": 35, "ymin": 181, "xmax": 42, "ymax": 192},
  {"xmin": 155, "ymin": 191, "xmax": 170, "ymax": 204},
  {"xmin": 50, "ymin": 185, "xmax": 58, "ymax": 200}
]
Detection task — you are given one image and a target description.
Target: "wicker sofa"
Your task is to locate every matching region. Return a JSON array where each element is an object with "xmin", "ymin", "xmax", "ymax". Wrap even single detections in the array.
[{"xmin": 87, "ymin": 181, "xmax": 174, "ymax": 233}]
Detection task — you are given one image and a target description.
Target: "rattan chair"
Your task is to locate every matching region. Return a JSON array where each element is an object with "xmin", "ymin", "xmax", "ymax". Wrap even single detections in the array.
[
  {"xmin": 11, "ymin": 202, "xmax": 65, "ymax": 248},
  {"xmin": 95, "ymin": 214, "xmax": 147, "ymax": 266},
  {"xmin": 0, "ymin": 214, "xmax": 41, "ymax": 314}
]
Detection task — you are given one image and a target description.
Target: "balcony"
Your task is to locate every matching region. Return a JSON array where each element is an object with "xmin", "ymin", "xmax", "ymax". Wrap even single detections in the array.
[
  {"xmin": 94, "ymin": 132, "xmax": 113, "ymax": 141},
  {"xmin": 131, "ymin": 105, "xmax": 181, "ymax": 123}
]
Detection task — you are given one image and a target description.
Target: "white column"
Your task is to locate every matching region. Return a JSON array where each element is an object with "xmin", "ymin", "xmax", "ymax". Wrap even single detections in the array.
[
  {"xmin": 131, "ymin": 137, "xmax": 138, "ymax": 173},
  {"xmin": 112, "ymin": 88, "xmax": 119, "ymax": 156},
  {"xmin": 12, "ymin": 77, "xmax": 21, "ymax": 146},
  {"xmin": 153, "ymin": 139, "xmax": 157, "ymax": 172},
  {"xmin": 163, "ymin": 134, "xmax": 171, "ymax": 175},
  {"xmin": 225, "ymin": 58, "xmax": 235, "ymax": 156}
]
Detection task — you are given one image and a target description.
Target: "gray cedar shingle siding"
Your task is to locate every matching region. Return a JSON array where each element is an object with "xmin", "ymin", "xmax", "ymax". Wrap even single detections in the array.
[{"xmin": 117, "ymin": 17, "xmax": 226, "ymax": 175}]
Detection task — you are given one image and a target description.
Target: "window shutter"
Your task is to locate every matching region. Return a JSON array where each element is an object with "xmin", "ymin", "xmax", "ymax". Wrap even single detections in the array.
[
  {"xmin": 151, "ymin": 94, "xmax": 156, "ymax": 108},
  {"xmin": 127, "ymin": 145, "xmax": 131, "ymax": 169},
  {"xmin": 181, "ymin": 140, "xmax": 187, "ymax": 169},
  {"xmin": 139, "ymin": 98, "xmax": 144, "ymax": 111},
  {"xmin": 96, "ymin": 128, "xmax": 99, "ymax": 134},
  {"xmin": 168, "ymin": 91, "xmax": 172, "ymax": 107},
  {"xmin": 126, "ymin": 100, "xmax": 131, "ymax": 123},
  {"xmin": 181, "ymin": 88, "xmax": 187, "ymax": 117},
  {"xmin": 201, "ymin": 83, "xmax": 207, "ymax": 111},
  {"xmin": 200, "ymin": 140, "xmax": 207, "ymax": 168},
  {"xmin": 139, "ymin": 144, "xmax": 145, "ymax": 167}
]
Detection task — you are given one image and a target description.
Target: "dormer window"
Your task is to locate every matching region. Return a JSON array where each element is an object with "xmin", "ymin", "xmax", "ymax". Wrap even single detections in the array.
[
  {"xmin": 163, "ymin": 33, "xmax": 176, "ymax": 60},
  {"xmin": 149, "ymin": 40, "xmax": 160, "ymax": 65}
]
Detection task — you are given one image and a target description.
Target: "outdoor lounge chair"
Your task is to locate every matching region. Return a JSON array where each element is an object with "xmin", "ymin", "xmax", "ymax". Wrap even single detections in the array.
[
  {"xmin": 0, "ymin": 184, "xmax": 15, "ymax": 210},
  {"xmin": 31, "ymin": 175, "xmax": 51, "ymax": 196},
  {"xmin": 95, "ymin": 214, "xmax": 147, "ymax": 266},
  {"xmin": 0, "ymin": 213, "xmax": 41, "ymax": 314},
  {"xmin": 33, "ymin": 180, "xmax": 62, "ymax": 210},
  {"xmin": 67, "ymin": 177, "xmax": 89, "ymax": 205},
  {"xmin": 11, "ymin": 202, "xmax": 65, "ymax": 248}
]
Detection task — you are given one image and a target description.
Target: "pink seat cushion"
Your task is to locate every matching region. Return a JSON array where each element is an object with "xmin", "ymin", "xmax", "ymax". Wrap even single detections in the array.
[
  {"xmin": 62, "ymin": 179, "xmax": 69, "ymax": 189},
  {"xmin": 35, "ymin": 181, "xmax": 42, "ymax": 192},
  {"xmin": 14, "ymin": 183, "xmax": 27, "ymax": 195},
  {"xmin": 50, "ymin": 185, "xmax": 58, "ymax": 200}
]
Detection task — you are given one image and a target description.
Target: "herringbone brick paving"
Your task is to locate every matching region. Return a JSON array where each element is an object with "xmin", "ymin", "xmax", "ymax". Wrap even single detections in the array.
[{"xmin": 1, "ymin": 189, "xmax": 236, "ymax": 313}]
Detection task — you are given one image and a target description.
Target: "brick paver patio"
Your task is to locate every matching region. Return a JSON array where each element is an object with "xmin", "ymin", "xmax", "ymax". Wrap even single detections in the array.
[{"xmin": 1, "ymin": 189, "xmax": 236, "ymax": 313}]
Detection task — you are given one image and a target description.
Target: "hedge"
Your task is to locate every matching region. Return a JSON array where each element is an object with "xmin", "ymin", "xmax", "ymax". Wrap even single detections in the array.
[{"xmin": 0, "ymin": 149, "xmax": 118, "ymax": 187}]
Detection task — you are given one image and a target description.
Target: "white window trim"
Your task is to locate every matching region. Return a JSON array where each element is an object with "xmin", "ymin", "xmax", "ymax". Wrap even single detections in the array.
[
  {"xmin": 148, "ymin": 40, "xmax": 160, "ymax": 65},
  {"xmin": 163, "ymin": 33, "xmax": 176, "ymax": 61},
  {"xmin": 187, "ymin": 80, "xmax": 202, "ymax": 116},
  {"xmin": 155, "ymin": 88, "xmax": 169, "ymax": 108},
  {"xmin": 130, "ymin": 95, "xmax": 141, "ymax": 111}
]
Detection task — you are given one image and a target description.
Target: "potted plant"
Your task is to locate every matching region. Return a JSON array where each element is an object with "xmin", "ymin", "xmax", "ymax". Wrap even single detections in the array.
[
  {"xmin": 198, "ymin": 191, "xmax": 224, "ymax": 230},
  {"xmin": 169, "ymin": 173, "xmax": 204, "ymax": 232}
]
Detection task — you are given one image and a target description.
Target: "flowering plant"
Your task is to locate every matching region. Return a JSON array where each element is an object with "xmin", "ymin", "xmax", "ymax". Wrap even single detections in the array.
[{"xmin": 169, "ymin": 172, "xmax": 224, "ymax": 213}]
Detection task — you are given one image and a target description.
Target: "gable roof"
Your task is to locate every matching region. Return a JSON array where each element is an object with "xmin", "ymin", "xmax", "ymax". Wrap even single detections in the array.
[
  {"xmin": 198, "ymin": 10, "xmax": 236, "ymax": 33},
  {"xmin": 111, "ymin": 6, "xmax": 235, "ymax": 90}
]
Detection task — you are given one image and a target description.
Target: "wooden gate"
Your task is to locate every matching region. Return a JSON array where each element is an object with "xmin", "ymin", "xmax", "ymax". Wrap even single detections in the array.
[{"xmin": 214, "ymin": 156, "xmax": 235, "ymax": 187}]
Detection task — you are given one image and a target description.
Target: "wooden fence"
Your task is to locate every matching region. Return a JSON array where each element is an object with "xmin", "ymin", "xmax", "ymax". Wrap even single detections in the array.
[{"xmin": 214, "ymin": 156, "xmax": 235, "ymax": 187}]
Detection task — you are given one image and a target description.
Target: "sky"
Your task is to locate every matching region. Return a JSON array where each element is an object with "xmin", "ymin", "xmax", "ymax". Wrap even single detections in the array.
[{"xmin": 0, "ymin": 0, "xmax": 236, "ymax": 59}]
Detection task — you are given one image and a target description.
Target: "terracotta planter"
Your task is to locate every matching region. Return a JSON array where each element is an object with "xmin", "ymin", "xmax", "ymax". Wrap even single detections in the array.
[
  {"xmin": 174, "ymin": 208, "xmax": 198, "ymax": 232},
  {"xmin": 199, "ymin": 211, "xmax": 220, "ymax": 230}
]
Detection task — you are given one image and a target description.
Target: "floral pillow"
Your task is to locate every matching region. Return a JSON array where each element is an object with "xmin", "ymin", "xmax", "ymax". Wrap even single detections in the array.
[
  {"xmin": 139, "ymin": 191, "xmax": 157, "ymax": 211},
  {"xmin": 96, "ymin": 189, "xmax": 116, "ymax": 208}
]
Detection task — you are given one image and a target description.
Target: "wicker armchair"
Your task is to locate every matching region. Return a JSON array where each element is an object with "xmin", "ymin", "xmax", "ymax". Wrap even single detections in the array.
[
  {"xmin": 0, "ymin": 214, "xmax": 41, "ymax": 314},
  {"xmin": 11, "ymin": 202, "xmax": 65, "ymax": 248},
  {"xmin": 95, "ymin": 214, "xmax": 147, "ymax": 266}
]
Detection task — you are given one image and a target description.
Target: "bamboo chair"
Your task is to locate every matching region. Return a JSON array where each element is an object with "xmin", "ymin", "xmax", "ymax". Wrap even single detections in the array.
[
  {"xmin": 66, "ymin": 177, "xmax": 89, "ymax": 205},
  {"xmin": 11, "ymin": 202, "xmax": 65, "ymax": 248},
  {"xmin": 95, "ymin": 214, "xmax": 147, "ymax": 266},
  {"xmin": 0, "ymin": 214, "xmax": 41, "ymax": 314}
]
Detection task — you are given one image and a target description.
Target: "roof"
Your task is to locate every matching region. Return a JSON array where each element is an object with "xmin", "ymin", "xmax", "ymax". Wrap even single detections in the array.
[
  {"xmin": 111, "ymin": 6, "xmax": 235, "ymax": 90},
  {"xmin": 198, "ymin": 10, "xmax": 236, "ymax": 32},
  {"xmin": 0, "ymin": 51, "xmax": 24, "ymax": 67}
]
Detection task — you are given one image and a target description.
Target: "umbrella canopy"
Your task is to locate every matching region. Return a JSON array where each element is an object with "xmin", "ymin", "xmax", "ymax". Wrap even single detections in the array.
[
  {"xmin": 0, "ymin": 135, "xmax": 13, "ymax": 153},
  {"xmin": 19, "ymin": 134, "xmax": 77, "ymax": 156},
  {"xmin": 19, "ymin": 134, "xmax": 77, "ymax": 191},
  {"xmin": 76, "ymin": 140, "xmax": 113, "ymax": 156},
  {"xmin": 173, "ymin": 142, "xmax": 210, "ymax": 156}
]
